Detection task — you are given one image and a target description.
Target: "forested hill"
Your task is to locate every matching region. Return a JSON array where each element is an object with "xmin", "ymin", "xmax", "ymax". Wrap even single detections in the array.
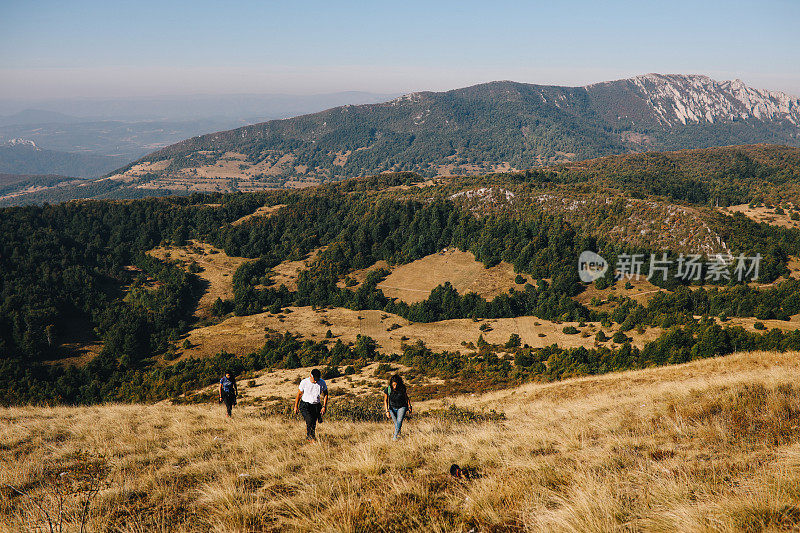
[
  {"xmin": 104, "ymin": 74, "xmax": 800, "ymax": 187},
  {"xmin": 4, "ymin": 141, "xmax": 800, "ymax": 404}
]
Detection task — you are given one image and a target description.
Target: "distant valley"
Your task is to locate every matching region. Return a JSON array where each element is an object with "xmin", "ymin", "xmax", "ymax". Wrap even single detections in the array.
[{"xmin": 0, "ymin": 91, "xmax": 397, "ymax": 183}]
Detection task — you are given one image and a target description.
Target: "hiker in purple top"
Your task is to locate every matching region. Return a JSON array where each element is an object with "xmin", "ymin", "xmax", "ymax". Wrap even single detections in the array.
[{"xmin": 219, "ymin": 372, "xmax": 238, "ymax": 417}]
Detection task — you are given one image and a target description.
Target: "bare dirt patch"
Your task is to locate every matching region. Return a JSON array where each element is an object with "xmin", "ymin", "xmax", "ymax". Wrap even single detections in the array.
[{"xmin": 148, "ymin": 240, "xmax": 252, "ymax": 318}]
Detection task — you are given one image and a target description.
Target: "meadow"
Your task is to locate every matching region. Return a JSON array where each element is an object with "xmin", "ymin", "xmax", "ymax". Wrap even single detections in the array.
[{"xmin": 3, "ymin": 349, "xmax": 800, "ymax": 532}]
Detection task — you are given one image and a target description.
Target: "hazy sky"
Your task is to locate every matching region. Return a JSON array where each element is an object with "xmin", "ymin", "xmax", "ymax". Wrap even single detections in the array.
[{"xmin": 1, "ymin": 0, "xmax": 799, "ymax": 100}]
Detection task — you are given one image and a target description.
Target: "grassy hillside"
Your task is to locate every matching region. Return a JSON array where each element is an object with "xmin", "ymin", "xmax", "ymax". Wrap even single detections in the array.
[{"xmin": 3, "ymin": 350, "xmax": 800, "ymax": 531}]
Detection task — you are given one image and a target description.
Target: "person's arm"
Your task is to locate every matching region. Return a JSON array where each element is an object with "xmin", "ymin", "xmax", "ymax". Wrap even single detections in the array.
[
  {"xmin": 383, "ymin": 390, "xmax": 390, "ymax": 418},
  {"xmin": 232, "ymin": 380, "xmax": 238, "ymax": 397},
  {"xmin": 320, "ymin": 385, "xmax": 329, "ymax": 414},
  {"xmin": 293, "ymin": 389, "xmax": 303, "ymax": 414},
  {"xmin": 219, "ymin": 381, "xmax": 223, "ymax": 401}
]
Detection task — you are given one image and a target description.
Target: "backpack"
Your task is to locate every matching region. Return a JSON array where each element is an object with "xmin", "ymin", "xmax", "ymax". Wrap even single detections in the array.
[
  {"xmin": 221, "ymin": 376, "xmax": 234, "ymax": 393},
  {"xmin": 387, "ymin": 386, "xmax": 408, "ymax": 409}
]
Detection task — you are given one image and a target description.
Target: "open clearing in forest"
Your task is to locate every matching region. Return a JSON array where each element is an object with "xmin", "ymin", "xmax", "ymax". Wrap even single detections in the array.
[
  {"xmin": 347, "ymin": 249, "xmax": 533, "ymax": 303},
  {"xmin": 230, "ymin": 204, "xmax": 287, "ymax": 226},
  {"xmin": 148, "ymin": 240, "xmax": 252, "ymax": 318},
  {"xmin": 267, "ymin": 247, "xmax": 325, "ymax": 292},
  {"xmin": 177, "ymin": 306, "xmax": 664, "ymax": 360},
  {"xmin": 723, "ymin": 203, "xmax": 800, "ymax": 229}
]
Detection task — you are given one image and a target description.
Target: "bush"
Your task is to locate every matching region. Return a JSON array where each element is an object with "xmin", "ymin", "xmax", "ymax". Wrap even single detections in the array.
[
  {"xmin": 754, "ymin": 321, "xmax": 766, "ymax": 330},
  {"xmin": 505, "ymin": 334, "xmax": 521, "ymax": 348},
  {"xmin": 562, "ymin": 326, "xmax": 580, "ymax": 335},
  {"xmin": 612, "ymin": 331, "xmax": 630, "ymax": 343},
  {"xmin": 327, "ymin": 396, "xmax": 384, "ymax": 422},
  {"xmin": 514, "ymin": 274, "xmax": 525, "ymax": 284},
  {"xmin": 420, "ymin": 404, "xmax": 506, "ymax": 423},
  {"xmin": 322, "ymin": 366, "xmax": 342, "ymax": 379}
]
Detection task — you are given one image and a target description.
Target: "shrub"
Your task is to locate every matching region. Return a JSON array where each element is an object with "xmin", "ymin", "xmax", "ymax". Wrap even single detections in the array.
[
  {"xmin": 505, "ymin": 334, "xmax": 521, "ymax": 348},
  {"xmin": 322, "ymin": 366, "xmax": 342, "ymax": 379},
  {"xmin": 562, "ymin": 326, "xmax": 580, "ymax": 335},
  {"xmin": 420, "ymin": 404, "xmax": 506, "ymax": 423},
  {"xmin": 754, "ymin": 321, "xmax": 766, "ymax": 330},
  {"xmin": 612, "ymin": 331, "xmax": 630, "ymax": 343}
]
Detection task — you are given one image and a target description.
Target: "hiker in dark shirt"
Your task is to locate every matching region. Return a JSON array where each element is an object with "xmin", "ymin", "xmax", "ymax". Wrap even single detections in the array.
[
  {"xmin": 219, "ymin": 372, "xmax": 238, "ymax": 417},
  {"xmin": 382, "ymin": 374, "xmax": 412, "ymax": 440}
]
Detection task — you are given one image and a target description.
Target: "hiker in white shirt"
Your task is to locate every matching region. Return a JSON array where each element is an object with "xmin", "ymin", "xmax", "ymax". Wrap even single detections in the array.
[{"xmin": 293, "ymin": 369, "xmax": 328, "ymax": 441}]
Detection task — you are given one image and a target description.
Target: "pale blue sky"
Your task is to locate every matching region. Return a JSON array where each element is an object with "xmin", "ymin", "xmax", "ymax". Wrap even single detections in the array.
[{"xmin": 1, "ymin": 0, "xmax": 798, "ymax": 99}]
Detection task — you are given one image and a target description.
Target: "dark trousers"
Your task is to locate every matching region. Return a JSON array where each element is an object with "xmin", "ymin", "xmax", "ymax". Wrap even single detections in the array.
[
  {"xmin": 299, "ymin": 401, "xmax": 322, "ymax": 439},
  {"xmin": 222, "ymin": 392, "xmax": 236, "ymax": 416}
]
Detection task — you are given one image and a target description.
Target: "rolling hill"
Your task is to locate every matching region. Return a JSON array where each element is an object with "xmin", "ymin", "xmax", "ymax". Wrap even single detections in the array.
[
  {"xmin": 3, "ymin": 140, "xmax": 800, "ymax": 408},
  {"xmin": 0, "ymin": 141, "xmax": 130, "ymax": 178},
  {"xmin": 101, "ymin": 73, "xmax": 800, "ymax": 193}
]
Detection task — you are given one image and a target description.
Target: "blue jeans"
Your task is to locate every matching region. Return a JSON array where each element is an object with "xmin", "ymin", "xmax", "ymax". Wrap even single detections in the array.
[{"xmin": 389, "ymin": 406, "xmax": 407, "ymax": 438}]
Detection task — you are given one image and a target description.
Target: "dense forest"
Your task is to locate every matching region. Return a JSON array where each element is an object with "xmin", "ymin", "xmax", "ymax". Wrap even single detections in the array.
[{"xmin": 2, "ymin": 159, "xmax": 800, "ymax": 405}]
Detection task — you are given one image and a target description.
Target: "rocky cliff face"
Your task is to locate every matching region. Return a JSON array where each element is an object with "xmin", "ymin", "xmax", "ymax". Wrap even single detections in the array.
[{"xmin": 589, "ymin": 73, "xmax": 799, "ymax": 127}]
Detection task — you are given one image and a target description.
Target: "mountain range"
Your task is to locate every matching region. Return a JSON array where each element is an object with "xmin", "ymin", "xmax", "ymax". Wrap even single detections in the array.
[
  {"xmin": 108, "ymin": 73, "xmax": 800, "ymax": 186},
  {"xmin": 3, "ymin": 74, "xmax": 800, "ymax": 204}
]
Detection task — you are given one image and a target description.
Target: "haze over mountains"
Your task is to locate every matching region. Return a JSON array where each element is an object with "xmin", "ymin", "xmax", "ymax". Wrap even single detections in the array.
[
  {"xmin": 113, "ymin": 73, "xmax": 800, "ymax": 181},
  {"xmin": 0, "ymin": 91, "xmax": 397, "ymax": 178},
  {"xmin": 2, "ymin": 74, "xmax": 799, "ymax": 205}
]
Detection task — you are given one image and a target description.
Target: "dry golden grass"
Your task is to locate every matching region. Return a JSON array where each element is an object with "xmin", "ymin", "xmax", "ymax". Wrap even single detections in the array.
[
  {"xmin": 179, "ymin": 306, "xmax": 661, "ymax": 359},
  {"xmin": 723, "ymin": 204, "xmax": 800, "ymax": 230},
  {"xmin": 574, "ymin": 275, "xmax": 667, "ymax": 310},
  {"xmin": 173, "ymin": 362, "xmax": 444, "ymax": 404},
  {"xmin": 230, "ymin": 204, "xmax": 287, "ymax": 226},
  {"xmin": 4, "ymin": 350, "xmax": 800, "ymax": 531},
  {"xmin": 148, "ymin": 240, "xmax": 252, "ymax": 318},
  {"xmin": 267, "ymin": 248, "xmax": 326, "ymax": 292},
  {"xmin": 370, "ymin": 249, "xmax": 533, "ymax": 304}
]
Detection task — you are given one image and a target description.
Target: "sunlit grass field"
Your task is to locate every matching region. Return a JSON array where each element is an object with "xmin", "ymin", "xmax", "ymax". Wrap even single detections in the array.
[{"xmin": 3, "ymin": 350, "xmax": 800, "ymax": 532}]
